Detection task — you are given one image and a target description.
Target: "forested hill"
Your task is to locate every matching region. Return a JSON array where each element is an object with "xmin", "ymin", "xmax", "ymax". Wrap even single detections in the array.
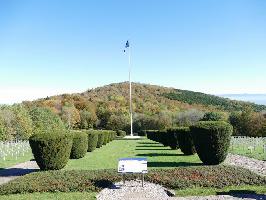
[
  {"xmin": 80, "ymin": 82, "xmax": 266, "ymax": 112},
  {"xmin": 24, "ymin": 82, "xmax": 266, "ymax": 116},
  {"xmin": 19, "ymin": 82, "xmax": 266, "ymax": 133},
  {"xmin": 163, "ymin": 89, "xmax": 266, "ymax": 112}
]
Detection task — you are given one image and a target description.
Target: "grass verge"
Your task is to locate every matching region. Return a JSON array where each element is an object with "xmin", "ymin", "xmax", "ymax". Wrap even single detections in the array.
[
  {"xmin": 0, "ymin": 192, "xmax": 96, "ymax": 200},
  {"xmin": 175, "ymin": 185, "xmax": 266, "ymax": 196}
]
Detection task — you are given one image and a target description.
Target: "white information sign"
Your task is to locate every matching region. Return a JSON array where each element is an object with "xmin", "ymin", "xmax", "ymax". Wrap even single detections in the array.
[{"xmin": 118, "ymin": 158, "xmax": 147, "ymax": 174}]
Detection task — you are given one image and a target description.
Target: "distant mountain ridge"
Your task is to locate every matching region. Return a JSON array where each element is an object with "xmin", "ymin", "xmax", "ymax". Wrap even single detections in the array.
[{"xmin": 220, "ymin": 94, "xmax": 266, "ymax": 106}]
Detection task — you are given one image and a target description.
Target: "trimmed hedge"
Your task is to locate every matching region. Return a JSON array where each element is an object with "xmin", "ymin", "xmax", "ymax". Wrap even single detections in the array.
[
  {"xmin": 175, "ymin": 127, "xmax": 196, "ymax": 155},
  {"xmin": 102, "ymin": 131, "xmax": 110, "ymax": 145},
  {"xmin": 87, "ymin": 130, "xmax": 99, "ymax": 152},
  {"xmin": 146, "ymin": 130, "xmax": 158, "ymax": 142},
  {"xmin": 0, "ymin": 166, "xmax": 265, "ymax": 195},
  {"xmin": 70, "ymin": 131, "xmax": 88, "ymax": 159},
  {"xmin": 29, "ymin": 133, "xmax": 73, "ymax": 170},
  {"xmin": 96, "ymin": 132, "xmax": 104, "ymax": 148},
  {"xmin": 110, "ymin": 130, "xmax": 116, "ymax": 141},
  {"xmin": 190, "ymin": 121, "xmax": 233, "ymax": 165},
  {"xmin": 166, "ymin": 129, "xmax": 179, "ymax": 149}
]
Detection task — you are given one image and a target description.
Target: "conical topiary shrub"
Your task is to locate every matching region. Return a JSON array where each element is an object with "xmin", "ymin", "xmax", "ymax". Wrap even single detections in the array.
[
  {"xmin": 29, "ymin": 132, "xmax": 73, "ymax": 170},
  {"xmin": 190, "ymin": 121, "xmax": 233, "ymax": 165}
]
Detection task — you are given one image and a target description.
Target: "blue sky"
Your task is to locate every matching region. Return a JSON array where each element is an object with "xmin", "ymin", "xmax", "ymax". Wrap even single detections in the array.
[{"xmin": 0, "ymin": 0, "xmax": 266, "ymax": 104}]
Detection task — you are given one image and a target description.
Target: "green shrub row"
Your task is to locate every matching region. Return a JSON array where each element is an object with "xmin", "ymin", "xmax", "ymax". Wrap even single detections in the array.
[
  {"xmin": 146, "ymin": 130, "xmax": 179, "ymax": 150},
  {"xmin": 146, "ymin": 121, "xmax": 233, "ymax": 165},
  {"xmin": 29, "ymin": 129, "xmax": 117, "ymax": 170},
  {"xmin": 72, "ymin": 129, "xmax": 116, "ymax": 153},
  {"xmin": 0, "ymin": 166, "xmax": 265, "ymax": 195}
]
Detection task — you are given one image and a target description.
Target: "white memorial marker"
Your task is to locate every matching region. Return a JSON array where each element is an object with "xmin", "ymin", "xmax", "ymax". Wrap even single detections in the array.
[{"xmin": 118, "ymin": 157, "xmax": 148, "ymax": 187}]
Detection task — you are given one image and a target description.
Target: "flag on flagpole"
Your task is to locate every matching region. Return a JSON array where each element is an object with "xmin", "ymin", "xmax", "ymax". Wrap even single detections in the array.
[
  {"xmin": 124, "ymin": 40, "xmax": 129, "ymax": 52},
  {"xmin": 125, "ymin": 40, "xmax": 129, "ymax": 48}
]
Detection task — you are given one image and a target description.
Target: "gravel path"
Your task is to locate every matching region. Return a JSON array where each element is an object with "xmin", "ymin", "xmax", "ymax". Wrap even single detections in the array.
[
  {"xmin": 97, "ymin": 180, "xmax": 266, "ymax": 200},
  {"xmin": 0, "ymin": 161, "xmax": 39, "ymax": 185},
  {"xmin": 225, "ymin": 153, "xmax": 266, "ymax": 176}
]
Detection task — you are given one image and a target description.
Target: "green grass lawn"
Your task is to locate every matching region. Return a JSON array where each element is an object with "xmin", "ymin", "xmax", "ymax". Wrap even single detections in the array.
[
  {"xmin": 65, "ymin": 138, "xmax": 202, "ymax": 170},
  {"xmin": 175, "ymin": 185, "xmax": 266, "ymax": 196},
  {"xmin": 0, "ymin": 192, "xmax": 96, "ymax": 200},
  {"xmin": 0, "ymin": 151, "xmax": 33, "ymax": 169}
]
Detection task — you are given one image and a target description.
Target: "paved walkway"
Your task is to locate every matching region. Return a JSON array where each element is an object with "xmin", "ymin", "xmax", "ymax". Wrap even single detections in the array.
[
  {"xmin": 0, "ymin": 161, "xmax": 39, "ymax": 185},
  {"xmin": 225, "ymin": 153, "xmax": 266, "ymax": 176}
]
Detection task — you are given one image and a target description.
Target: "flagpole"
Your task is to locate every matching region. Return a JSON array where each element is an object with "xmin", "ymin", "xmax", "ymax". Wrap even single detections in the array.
[{"xmin": 128, "ymin": 43, "xmax": 133, "ymax": 137}]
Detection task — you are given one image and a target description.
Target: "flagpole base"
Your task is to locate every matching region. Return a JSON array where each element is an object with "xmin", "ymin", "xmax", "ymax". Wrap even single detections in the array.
[{"xmin": 123, "ymin": 135, "xmax": 142, "ymax": 140}]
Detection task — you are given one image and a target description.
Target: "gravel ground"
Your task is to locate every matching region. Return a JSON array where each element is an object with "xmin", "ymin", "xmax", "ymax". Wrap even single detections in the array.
[
  {"xmin": 0, "ymin": 161, "xmax": 39, "ymax": 185},
  {"xmin": 97, "ymin": 180, "xmax": 171, "ymax": 200},
  {"xmin": 225, "ymin": 153, "xmax": 266, "ymax": 176},
  {"xmin": 96, "ymin": 180, "xmax": 266, "ymax": 200}
]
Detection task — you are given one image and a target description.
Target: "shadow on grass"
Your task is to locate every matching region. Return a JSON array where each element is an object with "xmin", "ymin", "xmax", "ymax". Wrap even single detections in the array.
[
  {"xmin": 138, "ymin": 142, "xmax": 158, "ymax": 145},
  {"xmin": 0, "ymin": 168, "xmax": 39, "ymax": 177},
  {"xmin": 217, "ymin": 190, "xmax": 266, "ymax": 199},
  {"xmin": 94, "ymin": 179, "xmax": 115, "ymax": 189},
  {"xmin": 136, "ymin": 145, "xmax": 165, "ymax": 148},
  {"xmin": 116, "ymin": 138, "xmax": 144, "ymax": 141},
  {"xmin": 148, "ymin": 161, "xmax": 202, "ymax": 167},
  {"xmin": 136, "ymin": 153, "xmax": 185, "ymax": 157},
  {"xmin": 135, "ymin": 148, "xmax": 171, "ymax": 151}
]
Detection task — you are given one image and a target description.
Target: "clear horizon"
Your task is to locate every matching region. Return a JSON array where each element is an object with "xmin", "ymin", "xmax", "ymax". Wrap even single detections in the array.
[{"xmin": 1, "ymin": 1, "xmax": 266, "ymax": 104}]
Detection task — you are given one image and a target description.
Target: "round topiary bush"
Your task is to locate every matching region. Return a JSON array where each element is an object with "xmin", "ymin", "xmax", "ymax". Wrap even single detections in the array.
[
  {"xmin": 166, "ymin": 129, "xmax": 179, "ymax": 149},
  {"xmin": 175, "ymin": 127, "xmax": 196, "ymax": 155},
  {"xmin": 96, "ymin": 131, "xmax": 104, "ymax": 148},
  {"xmin": 29, "ymin": 132, "xmax": 73, "ymax": 170},
  {"xmin": 87, "ymin": 131, "xmax": 98, "ymax": 152},
  {"xmin": 116, "ymin": 130, "xmax": 126, "ymax": 137},
  {"xmin": 70, "ymin": 131, "xmax": 88, "ymax": 159},
  {"xmin": 190, "ymin": 121, "xmax": 233, "ymax": 165}
]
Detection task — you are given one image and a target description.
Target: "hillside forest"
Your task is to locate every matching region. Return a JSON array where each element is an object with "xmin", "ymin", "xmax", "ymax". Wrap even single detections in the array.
[{"xmin": 1, "ymin": 82, "xmax": 266, "ymax": 140}]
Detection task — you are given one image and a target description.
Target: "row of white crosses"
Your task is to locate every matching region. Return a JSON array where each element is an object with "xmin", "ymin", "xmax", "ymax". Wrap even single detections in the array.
[
  {"xmin": 230, "ymin": 136, "xmax": 266, "ymax": 155},
  {"xmin": 0, "ymin": 140, "xmax": 30, "ymax": 161}
]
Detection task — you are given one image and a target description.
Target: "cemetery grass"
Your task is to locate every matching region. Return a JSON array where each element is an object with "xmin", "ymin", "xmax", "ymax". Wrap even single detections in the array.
[
  {"xmin": 65, "ymin": 138, "xmax": 202, "ymax": 170},
  {"xmin": 229, "ymin": 146, "xmax": 265, "ymax": 160},
  {"xmin": 0, "ymin": 151, "xmax": 33, "ymax": 169}
]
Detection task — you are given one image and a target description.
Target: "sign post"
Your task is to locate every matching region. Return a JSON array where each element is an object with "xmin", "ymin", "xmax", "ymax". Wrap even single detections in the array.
[{"xmin": 118, "ymin": 157, "xmax": 147, "ymax": 187}]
